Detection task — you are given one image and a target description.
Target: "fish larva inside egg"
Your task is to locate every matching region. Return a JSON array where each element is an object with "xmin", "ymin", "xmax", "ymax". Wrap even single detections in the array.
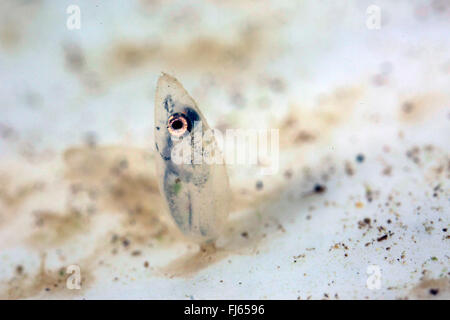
[{"xmin": 154, "ymin": 73, "xmax": 230, "ymax": 242}]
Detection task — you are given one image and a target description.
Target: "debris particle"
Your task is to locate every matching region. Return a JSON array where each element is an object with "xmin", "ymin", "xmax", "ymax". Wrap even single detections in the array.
[
  {"xmin": 313, "ymin": 184, "xmax": 326, "ymax": 194},
  {"xmin": 15, "ymin": 265, "xmax": 24, "ymax": 275},
  {"xmin": 358, "ymin": 218, "xmax": 371, "ymax": 229},
  {"xmin": 83, "ymin": 131, "xmax": 98, "ymax": 148},
  {"xmin": 284, "ymin": 169, "xmax": 293, "ymax": 179},
  {"xmin": 365, "ymin": 187, "xmax": 373, "ymax": 202},
  {"xmin": 255, "ymin": 180, "xmax": 264, "ymax": 190},
  {"xmin": 382, "ymin": 166, "xmax": 392, "ymax": 176},
  {"xmin": 345, "ymin": 161, "xmax": 354, "ymax": 176},
  {"xmin": 356, "ymin": 154, "xmax": 365, "ymax": 163},
  {"xmin": 429, "ymin": 288, "xmax": 439, "ymax": 295},
  {"xmin": 293, "ymin": 253, "xmax": 305, "ymax": 259},
  {"xmin": 63, "ymin": 42, "xmax": 85, "ymax": 72},
  {"xmin": 111, "ymin": 234, "xmax": 119, "ymax": 243},
  {"xmin": 402, "ymin": 102, "xmax": 414, "ymax": 113},
  {"xmin": 295, "ymin": 131, "xmax": 315, "ymax": 143}
]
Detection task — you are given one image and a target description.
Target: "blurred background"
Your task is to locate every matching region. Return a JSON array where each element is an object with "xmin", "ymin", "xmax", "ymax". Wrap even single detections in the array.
[{"xmin": 0, "ymin": 0, "xmax": 448, "ymax": 299}]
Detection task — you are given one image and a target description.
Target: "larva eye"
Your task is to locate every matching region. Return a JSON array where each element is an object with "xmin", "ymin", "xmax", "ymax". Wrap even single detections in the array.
[{"xmin": 167, "ymin": 113, "xmax": 190, "ymax": 137}]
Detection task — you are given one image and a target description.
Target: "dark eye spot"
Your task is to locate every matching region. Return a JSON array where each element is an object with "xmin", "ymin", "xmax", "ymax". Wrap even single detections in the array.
[
  {"xmin": 171, "ymin": 119, "xmax": 183, "ymax": 130},
  {"xmin": 183, "ymin": 107, "xmax": 200, "ymax": 124},
  {"xmin": 168, "ymin": 113, "xmax": 189, "ymax": 137}
]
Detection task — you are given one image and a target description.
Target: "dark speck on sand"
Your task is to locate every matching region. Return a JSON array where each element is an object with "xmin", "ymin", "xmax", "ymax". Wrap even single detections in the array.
[
  {"xmin": 313, "ymin": 184, "xmax": 326, "ymax": 194},
  {"xmin": 256, "ymin": 180, "xmax": 264, "ymax": 190},
  {"xmin": 356, "ymin": 154, "xmax": 365, "ymax": 163}
]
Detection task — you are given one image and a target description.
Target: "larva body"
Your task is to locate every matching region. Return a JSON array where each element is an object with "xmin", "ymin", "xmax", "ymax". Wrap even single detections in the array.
[{"xmin": 154, "ymin": 73, "xmax": 230, "ymax": 242}]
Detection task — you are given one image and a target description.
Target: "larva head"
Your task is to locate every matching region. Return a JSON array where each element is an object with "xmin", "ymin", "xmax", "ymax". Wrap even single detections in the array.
[
  {"xmin": 153, "ymin": 73, "xmax": 230, "ymax": 242},
  {"xmin": 154, "ymin": 73, "xmax": 208, "ymax": 161}
]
